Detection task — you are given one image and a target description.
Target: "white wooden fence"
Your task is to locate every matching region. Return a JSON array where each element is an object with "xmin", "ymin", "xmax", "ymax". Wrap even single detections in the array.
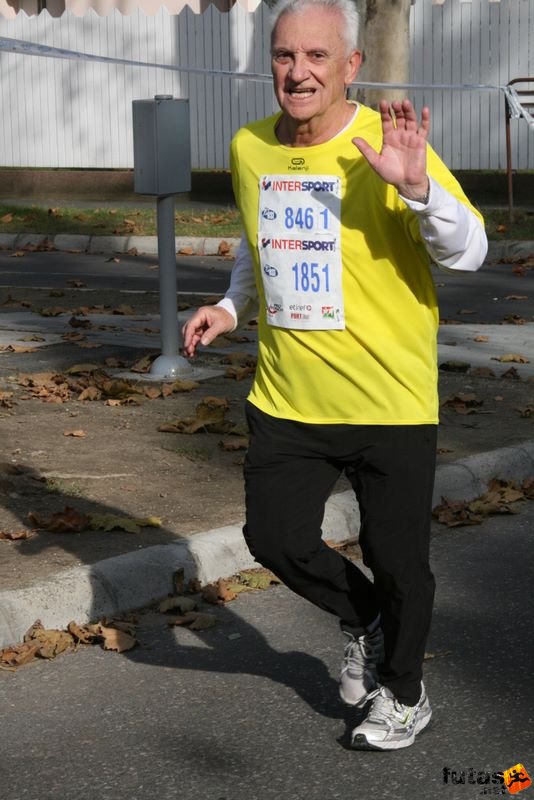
[{"xmin": 0, "ymin": 0, "xmax": 533, "ymax": 171}]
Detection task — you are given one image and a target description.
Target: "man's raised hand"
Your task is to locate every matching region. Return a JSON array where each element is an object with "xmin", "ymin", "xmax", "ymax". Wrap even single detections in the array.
[{"xmin": 352, "ymin": 99, "xmax": 430, "ymax": 201}]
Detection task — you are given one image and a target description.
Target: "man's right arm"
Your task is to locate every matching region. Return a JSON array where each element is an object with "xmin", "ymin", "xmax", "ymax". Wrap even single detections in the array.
[{"xmin": 182, "ymin": 237, "xmax": 258, "ymax": 358}]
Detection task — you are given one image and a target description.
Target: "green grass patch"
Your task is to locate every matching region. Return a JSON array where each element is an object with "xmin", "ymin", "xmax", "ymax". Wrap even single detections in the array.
[
  {"xmin": 44, "ymin": 478, "xmax": 85, "ymax": 497},
  {"xmin": 0, "ymin": 204, "xmax": 242, "ymax": 238},
  {"xmin": 1, "ymin": 203, "xmax": 533, "ymax": 241},
  {"xmin": 480, "ymin": 208, "xmax": 534, "ymax": 241}
]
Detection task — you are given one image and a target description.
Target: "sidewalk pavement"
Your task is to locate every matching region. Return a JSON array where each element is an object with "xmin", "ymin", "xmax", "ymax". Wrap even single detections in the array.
[
  {"xmin": 0, "ymin": 232, "xmax": 534, "ymax": 261},
  {"xmin": 1, "ymin": 440, "xmax": 533, "ymax": 651},
  {"xmin": 0, "ymin": 233, "xmax": 534, "ymax": 650}
]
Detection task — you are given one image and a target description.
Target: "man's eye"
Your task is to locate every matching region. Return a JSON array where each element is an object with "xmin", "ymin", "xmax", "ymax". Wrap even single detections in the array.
[
  {"xmin": 310, "ymin": 52, "xmax": 326, "ymax": 62},
  {"xmin": 273, "ymin": 52, "xmax": 291, "ymax": 64}
]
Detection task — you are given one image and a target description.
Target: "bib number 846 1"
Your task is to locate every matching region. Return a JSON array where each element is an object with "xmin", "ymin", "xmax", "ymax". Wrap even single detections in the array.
[{"xmin": 291, "ymin": 262, "xmax": 330, "ymax": 293}]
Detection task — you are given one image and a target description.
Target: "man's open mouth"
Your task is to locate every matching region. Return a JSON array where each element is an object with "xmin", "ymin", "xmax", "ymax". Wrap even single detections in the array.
[{"xmin": 288, "ymin": 88, "xmax": 316, "ymax": 97}]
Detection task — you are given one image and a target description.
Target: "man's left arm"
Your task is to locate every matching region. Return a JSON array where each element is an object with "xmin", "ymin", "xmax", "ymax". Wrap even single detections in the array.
[
  {"xmin": 353, "ymin": 99, "xmax": 488, "ymax": 273},
  {"xmin": 400, "ymin": 177, "xmax": 488, "ymax": 272}
]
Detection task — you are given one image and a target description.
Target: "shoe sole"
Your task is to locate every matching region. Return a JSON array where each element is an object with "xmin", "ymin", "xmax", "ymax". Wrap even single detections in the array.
[{"xmin": 350, "ymin": 708, "xmax": 432, "ymax": 751}]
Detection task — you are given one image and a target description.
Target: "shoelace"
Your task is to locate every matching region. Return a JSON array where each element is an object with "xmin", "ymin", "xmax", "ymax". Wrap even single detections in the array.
[
  {"xmin": 343, "ymin": 630, "xmax": 382, "ymax": 673},
  {"xmin": 365, "ymin": 687, "xmax": 412, "ymax": 725}
]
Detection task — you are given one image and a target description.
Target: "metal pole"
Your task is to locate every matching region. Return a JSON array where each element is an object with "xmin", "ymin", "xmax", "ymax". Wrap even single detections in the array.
[
  {"xmin": 505, "ymin": 92, "xmax": 514, "ymax": 224},
  {"xmin": 149, "ymin": 193, "xmax": 193, "ymax": 378}
]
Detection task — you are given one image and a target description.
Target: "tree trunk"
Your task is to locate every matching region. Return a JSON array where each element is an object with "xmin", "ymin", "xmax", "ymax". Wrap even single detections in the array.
[{"xmin": 353, "ymin": 0, "xmax": 412, "ymax": 108}]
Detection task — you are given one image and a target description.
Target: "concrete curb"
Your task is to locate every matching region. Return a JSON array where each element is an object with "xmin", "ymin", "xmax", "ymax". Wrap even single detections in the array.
[
  {"xmin": 0, "ymin": 233, "xmax": 532, "ymax": 259},
  {"xmin": 0, "ymin": 232, "xmax": 241, "ymax": 257},
  {"xmin": 1, "ymin": 440, "xmax": 533, "ymax": 650}
]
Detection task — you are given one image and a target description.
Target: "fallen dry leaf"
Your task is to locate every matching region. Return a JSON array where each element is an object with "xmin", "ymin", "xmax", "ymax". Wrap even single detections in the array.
[
  {"xmin": 1, "ymin": 212, "xmax": 14, "ymax": 223},
  {"xmin": 158, "ymin": 595, "xmax": 197, "ymax": 614},
  {"xmin": 238, "ymin": 570, "xmax": 281, "ymax": 590},
  {"xmin": 473, "ymin": 336, "xmax": 489, "ymax": 343},
  {"xmin": 19, "ymin": 334, "xmax": 45, "ymax": 343},
  {"xmin": 40, "ymin": 307, "xmax": 65, "ymax": 317},
  {"xmin": 432, "ymin": 498, "xmax": 484, "ymax": 527},
  {"xmin": 433, "ymin": 478, "xmax": 531, "ymax": 528},
  {"xmin": 89, "ymin": 514, "xmax": 162, "ymax": 534},
  {"xmin": 492, "ymin": 353, "xmax": 530, "ymax": 364},
  {"xmin": 159, "ymin": 396, "xmax": 230, "ymax": 435},
  {"xmin": 201, "ymin": 584, "xmax": 221, "ymax": 605},
  {"xmin": 63, "ymin": 429, "xmax": 86, "ymax": 438},
  {"xmin": 0, "ymin": 529, "xmax": 34, "ymax": 541},
  {"xmin": 424, "ymin": 650, "xmax": 452, "ymax": 661},
  {"xmin": 67, "ymin": 621, "xmax": 100, "ymax": 645},
  {"xmin": 161, "ymin": 379, "xmax": 199, "ymax": 395},
  {"xmin": 501, "ymin": 367, "xmax": 521, "ymax": 380},
  {"xmin": 1, "ymin": 344, "xmax": 38, "ymax": 354},
  {"xmin": 0, "ymin": 641, "xmax": 40, "ymax": 669},
  {"xmin": 219, "ymin": 436, "xmax": 249, "ymax": 452},
  {"xmin": 225, "ymin": 366, "xmax": 256, "ymax": 381},
  {"xmin": 0, "ymin": 391, "xmax": 15, "ymax": 408},
  {"xmin": 441, "ymin": 393, "xmax": 483, "ymax": 415},
  {"xmin": 24, "ymin": 624, "xmax": 74, "ymax": 660},
  {"xmin": 112, "ymin": 304, "xmax": 135, "ymax": 316},
  {"xmin": 516, "ymin": 406, "xmax": 534, "ymax": 418},
  {"xmin": 105, "ymin": 357, "xmax": 128, "ymax": 369},
  {"xmin": 98, "ymin": 625, "xmax": 137, "ymax": 653},
  {"xmin": 28, "ymin": 506, "xmax": 91, "ymax": 533},
  {"xmin": 169, "ymin": 611, "xmax": 217, "ymax": 630},
  {"xmin": 68, "ymin": 316, "xmax": 92, "ymax": 329},
  {"xmin": 130, "ymin": 354, "xmax": 154, "ymax": 373},
  {"xmin": 78, "ymin": 386, "xmax": 102, "ymax": 401},
  {"xmin": 439, "ymin": 360, "xmax": 471, "ymax": 373}
]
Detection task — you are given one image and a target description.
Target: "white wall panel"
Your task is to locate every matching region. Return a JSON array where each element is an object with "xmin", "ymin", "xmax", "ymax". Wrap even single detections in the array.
[{"xmin": 0, "ymin": 0, "xmax": 532, "ymax": 170}]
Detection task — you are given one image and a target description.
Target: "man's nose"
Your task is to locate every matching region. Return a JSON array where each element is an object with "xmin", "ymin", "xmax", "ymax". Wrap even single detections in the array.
[{"xmin": 288, "ymin": 54, "xmax": 310, "ymax": 82}]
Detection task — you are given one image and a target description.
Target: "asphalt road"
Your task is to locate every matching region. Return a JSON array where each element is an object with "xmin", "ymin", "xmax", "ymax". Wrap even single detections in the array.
[
  {"xmin": 0, "ymin": 252, "xmax": 233, "ymax": 295},
  {"xmin": 0, "ymin": 250, "xmax": 533, "ymax": 323},
  {"xmin": 1, "ymin": 506, "xmax": 533, "ymax": 800}
]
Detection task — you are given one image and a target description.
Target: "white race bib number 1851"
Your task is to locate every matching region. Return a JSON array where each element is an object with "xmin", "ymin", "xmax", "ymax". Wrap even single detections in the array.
[{"xmin": 257, "ymin": 174, "xmax": 344, "ymax": 330}]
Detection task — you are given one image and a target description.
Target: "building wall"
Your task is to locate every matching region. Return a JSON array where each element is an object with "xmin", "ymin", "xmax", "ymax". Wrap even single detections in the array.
[{"xmin": 0, "ymin": 0, "xmax": 532, "ymax": 171}]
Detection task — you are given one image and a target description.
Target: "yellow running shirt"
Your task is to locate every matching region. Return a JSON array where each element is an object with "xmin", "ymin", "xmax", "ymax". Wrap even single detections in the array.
[{"xmin": 230, "ymin": 104, "xmax": 481, "ymax": 425}]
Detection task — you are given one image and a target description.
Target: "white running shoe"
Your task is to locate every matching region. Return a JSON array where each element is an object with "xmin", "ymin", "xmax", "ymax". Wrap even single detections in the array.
[
  {"xmin": 350, "ymin": 683, "xmax": 432, "ymax": 750},
  {"xmin": 339, "ymin": 626, "xmax": 384, "ymax": 707}
]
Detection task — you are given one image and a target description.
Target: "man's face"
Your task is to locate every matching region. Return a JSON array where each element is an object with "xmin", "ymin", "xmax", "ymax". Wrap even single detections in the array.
[{"xmin": 271, "ymin": 7, "xmax": 361, "ymax": 127}]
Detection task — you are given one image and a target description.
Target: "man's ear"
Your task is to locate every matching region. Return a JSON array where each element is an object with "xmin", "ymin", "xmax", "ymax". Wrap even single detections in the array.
[{"xmin": 345, "ymin": 49, "xmax": 362, "ymax": 85}]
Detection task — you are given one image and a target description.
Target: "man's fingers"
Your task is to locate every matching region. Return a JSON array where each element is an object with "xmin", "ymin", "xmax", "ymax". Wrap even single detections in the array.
[
  {"xmin": 182, "ymin": 306, "xmax": 235, "ymax": 357},
  {"xmin": 352, "ymin": 137, "xmax": 380, "ymax": 169}
]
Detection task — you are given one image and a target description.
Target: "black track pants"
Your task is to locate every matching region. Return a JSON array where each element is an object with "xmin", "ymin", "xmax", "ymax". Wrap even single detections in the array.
[{"xmin": 243, "ymin": 402, "xmax": 437, "ymax": 706}]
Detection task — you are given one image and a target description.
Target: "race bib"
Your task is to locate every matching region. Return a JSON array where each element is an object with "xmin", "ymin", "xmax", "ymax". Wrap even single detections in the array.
[{"xmin": 257, "ymin": 175, "xmax": 344, "ymax": 330}]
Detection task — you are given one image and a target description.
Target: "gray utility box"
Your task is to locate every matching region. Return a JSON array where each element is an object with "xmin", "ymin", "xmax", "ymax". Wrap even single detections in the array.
[{"xmin": 132, "ymin": 96, "xmax": 191, "ymax": 196}]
